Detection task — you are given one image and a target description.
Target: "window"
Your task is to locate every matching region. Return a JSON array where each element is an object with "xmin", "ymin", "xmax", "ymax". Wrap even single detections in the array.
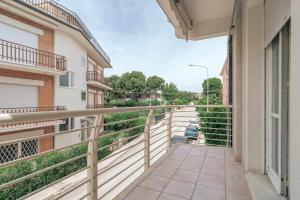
[
  {"xmin": 0, "ymin": 140, "xmax": 38, "ymax": 163},
  {"xmin": 59, "ymin": 72, "xmax": 75, "ymax": 87},
  {"xmin": 59, "ymin": 73, "xmax": 69, "ymax": 87},
  {"xmin": 59, "ymin": 117, "xmax": 75, "ymax": 132},
  {"xmin": 81, "ymin": 90, "xmax": 87, "ymax": 101}
]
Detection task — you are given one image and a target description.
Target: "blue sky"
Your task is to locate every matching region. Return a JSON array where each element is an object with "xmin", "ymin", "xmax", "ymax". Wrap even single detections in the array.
[{"xmin": 59, "ymin": 0, "xmax": 228, "ymax": 93}]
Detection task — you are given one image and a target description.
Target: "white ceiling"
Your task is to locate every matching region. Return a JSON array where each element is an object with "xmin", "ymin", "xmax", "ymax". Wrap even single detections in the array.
[{"xmin": 182, "ymin": 0, "xmax": 235, "ymax": 23}]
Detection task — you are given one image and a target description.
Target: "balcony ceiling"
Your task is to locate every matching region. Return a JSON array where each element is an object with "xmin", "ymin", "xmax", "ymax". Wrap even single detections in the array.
[{"xmin": 157, "ymin": 0, "xmax": 235, "ymax": 40}]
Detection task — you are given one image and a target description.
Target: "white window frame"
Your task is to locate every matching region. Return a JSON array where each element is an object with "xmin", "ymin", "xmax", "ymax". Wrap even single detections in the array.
[
  {"xmin": 59, "ymin": 71, "xmax": 75, "ymax": 88},
  {"xmin": 59, "ymin": 117, "xmax": 75, "ymax": 132}
]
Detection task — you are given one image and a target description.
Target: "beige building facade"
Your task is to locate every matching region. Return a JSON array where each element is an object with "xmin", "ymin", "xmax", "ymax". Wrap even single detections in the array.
[
  {"xmin": 157, "ymin": 0, "xmax": 300, "ymax": 199},
  {"xmin": 0, "ymin": 0, "xmax": 112, "ymax": 161}
]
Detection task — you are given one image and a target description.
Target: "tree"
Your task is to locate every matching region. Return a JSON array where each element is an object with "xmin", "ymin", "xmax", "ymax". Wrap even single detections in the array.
[
  {"xmin": 202, "ymin": 77, "xmax": 222, "ymax": 98},
  {"xmin": 146, "ymin": 76, "xmax": 165, "ymax": 92},
  {"xmin": 118, "ymin": 71, "xmax": 146, "ymax": 100},
  {"xmin": 146, "ymin": 76, "xmax": 165, "ymax": 99},
  {"xmin": 162, "ymin": 82, "xmax": 178, "ymax": 103},
  {"xmin": 106, "ymin": 75, "xmax": 122, "ymax": 101}
]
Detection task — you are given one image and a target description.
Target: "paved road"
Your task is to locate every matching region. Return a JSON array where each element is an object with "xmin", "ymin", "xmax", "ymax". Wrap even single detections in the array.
[{"xmin": 26, "ymin": 106, "xmax": 199, "ymax": 200}]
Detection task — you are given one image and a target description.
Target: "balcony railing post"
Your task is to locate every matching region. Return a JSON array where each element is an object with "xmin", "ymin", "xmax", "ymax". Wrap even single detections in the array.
[
  {"xmin": 144, "ymin": 109, "xmax": 153, "ymax": 171},
  {"xmin": 167, "ymin": 108, "xmax": 175, "ymax": 150},
  {"xmin": 87, "ymin": 114, "xmax": 103, "ymax": 200}
]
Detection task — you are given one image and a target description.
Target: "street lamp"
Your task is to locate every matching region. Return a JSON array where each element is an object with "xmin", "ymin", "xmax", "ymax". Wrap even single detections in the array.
[{"xmin": 188, "ymin": 64, "xmax": 209, "ymax": 112}]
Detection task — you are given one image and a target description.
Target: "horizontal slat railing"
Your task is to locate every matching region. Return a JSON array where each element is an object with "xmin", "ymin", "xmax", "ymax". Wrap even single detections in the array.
[
  {"xmin": 0, "ymin": 39, "xmax": 66, "ymax": 71},
  {"xmin": 0, "ymin": 105, "xmax": 232, "ymax": 200}
]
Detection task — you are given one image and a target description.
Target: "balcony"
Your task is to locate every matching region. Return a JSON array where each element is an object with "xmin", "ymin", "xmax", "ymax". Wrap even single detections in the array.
[
  {"xmin": 0, "ymin": 106, "xmax": 67, "ymax": 133},
  {"xmin": 86, "ymin": 104, "xmax": 106, "ymax": 109},
  {"xmin": 0, "ymin": 39, "xmax": 67, "ymax": 75},
  {"xmin": 87, "ymin": 71, "xmax": 113, "ymax": 90},
  {"xmin": 0, "ymin": 105, "xmax": 252, "ymax": 200},
  {"xmin": 17, "ymin": 0, "xmax": 110, "ymax": 64}
]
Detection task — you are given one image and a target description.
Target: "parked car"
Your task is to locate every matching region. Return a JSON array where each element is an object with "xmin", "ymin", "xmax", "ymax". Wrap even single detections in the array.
[{"xmin": 184, "ymin": 126, "xmax": 199, "ymax": 139}]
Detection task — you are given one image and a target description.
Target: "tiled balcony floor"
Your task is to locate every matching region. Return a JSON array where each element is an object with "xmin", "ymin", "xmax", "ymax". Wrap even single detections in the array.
[{"xmin": 117, "ymin": 144, "xmax": 252, "ymax": 200}]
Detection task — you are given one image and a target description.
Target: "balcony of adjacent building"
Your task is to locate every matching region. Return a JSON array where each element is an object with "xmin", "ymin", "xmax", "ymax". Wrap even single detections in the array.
[
  {"xmin": 0, "ymin": 105, "xmax": 252, "ymax": 200},
  {"xmin": 0, "ymin": 106, "xmax": 67, "ymax": 133},
  {"xmin": 86, "ymin": 71, "xmax": 113, "ymax": 91},
  {"xmin": 14, "ymin": 0, "xmax": 111, "ymax": 64},
  {"xmin": 86, "ymin": 104, "xmax": 106, "ymax": 110},
  {"xmin": 0, "ymin": 39, "xmax": 67, "ymax": 75}
]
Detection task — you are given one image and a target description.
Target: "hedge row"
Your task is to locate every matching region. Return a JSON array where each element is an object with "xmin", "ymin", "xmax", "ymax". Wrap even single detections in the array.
[
  {"xmin": 105, "ymin": 99, "xmax": 161, "ymax": 107},
  {"xmin": 0, "ymin": 133, "xmax": 125, "ymax": 199},
  {"xmin": 197, "ymin": 107, "xmax": 230, "ymax": 146}
]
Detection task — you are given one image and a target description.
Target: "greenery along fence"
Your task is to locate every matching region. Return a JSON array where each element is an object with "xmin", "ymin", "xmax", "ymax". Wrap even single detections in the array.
[
  {"xmin": 0, "ymin": 111, "xmax": 150, "ymax": 199},
  {"xmin": 0, "ymin": 133, "xmax": 122, "ymax": 200},
  {"xmin": 197, "ymin": 107, "xmax": 232, "ymax": 146}
]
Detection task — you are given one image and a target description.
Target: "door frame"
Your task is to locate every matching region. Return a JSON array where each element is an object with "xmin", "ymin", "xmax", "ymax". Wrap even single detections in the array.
[{"xmin": 265, "ymin": 21, "xmax": 290, "ymax": 196}]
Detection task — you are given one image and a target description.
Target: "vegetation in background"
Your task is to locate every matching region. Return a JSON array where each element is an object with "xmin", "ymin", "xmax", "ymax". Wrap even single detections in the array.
[
  {"xmin": 106, "ymin": 71, "xmax": 197, "ymax": 106},
  {"xmin": 197, "ymin": 77, "xmax": 229, "ymax": 146}
]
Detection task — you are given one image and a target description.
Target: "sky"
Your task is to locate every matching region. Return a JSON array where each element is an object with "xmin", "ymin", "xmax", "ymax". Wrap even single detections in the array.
[{"xmin": 59, "ymin": 0, "xmax": 228, "ymax": 93}]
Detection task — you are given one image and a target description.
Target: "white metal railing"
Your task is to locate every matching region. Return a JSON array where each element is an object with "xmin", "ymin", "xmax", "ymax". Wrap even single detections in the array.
[{"xmin": 0, "ymin": 105, "xmax": 232, "ymax": 200}]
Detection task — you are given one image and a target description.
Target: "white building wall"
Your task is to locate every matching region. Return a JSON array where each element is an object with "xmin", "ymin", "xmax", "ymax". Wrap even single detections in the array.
[
  {"xmin": 241, "ymin": 2, "xmax": 265, "ymax": 173},
  {"xmin": 0, "ymin": 18, "xmax": 39, "ymax": 48},
  {"xmin": 289, "ymin": 0, "xmax": 300, "ymax": 199},
  {"xmin": 54, "ymin": 30, "xmax": 87, "ymax": 148}
]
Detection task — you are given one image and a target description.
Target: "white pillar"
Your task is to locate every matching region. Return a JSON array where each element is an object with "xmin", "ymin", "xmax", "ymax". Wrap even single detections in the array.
[{"xmin": 289, "ymin": 0, "xmax": 300, "ymax": 198}]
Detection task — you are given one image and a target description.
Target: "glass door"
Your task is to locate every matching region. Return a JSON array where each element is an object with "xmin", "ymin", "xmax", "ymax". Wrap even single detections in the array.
[
  {"xmin": 265, "ymin": 22, "xmax": 290, "ymax": 195},
  {"xmin": 266, "ymin": 34, "xmax": 281, "ymax": 192}
]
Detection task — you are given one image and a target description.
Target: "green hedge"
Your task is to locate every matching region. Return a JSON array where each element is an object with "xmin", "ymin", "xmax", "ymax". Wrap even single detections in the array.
[
  {"xmin": 196, "ymin": 95, "xmax": 230, "ymax": 146},
  {"xmin": 0, "ymin": 133, "xmax": 125, "ymax": 199},
  {"xmin": 105, "ymin": 99, "xmax": 160, "ymax": 107},
  {"xmin": 197, "ymin": 107, "xmax": 229, "ymax": 146},
  {"xmin": 104, "ymin": 111, "xmax": 146, "ymax": 136}
]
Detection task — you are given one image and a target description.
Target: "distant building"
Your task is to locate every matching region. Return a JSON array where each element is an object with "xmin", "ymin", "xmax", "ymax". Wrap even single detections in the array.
[
  {"xmin": 220, "ymin": 58, "xmax": 228, "ymax": 105},
  {"xmin": 140, "ymin": 90, "xmax": 162, "ymax": 101},
  {"xmin": 0, "ymin": 0, "xmax": 112, "ymax": 162}
]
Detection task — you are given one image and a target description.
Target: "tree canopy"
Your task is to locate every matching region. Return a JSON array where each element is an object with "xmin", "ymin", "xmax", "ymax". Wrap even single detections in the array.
[
  {"xmin": 106, "ymin": 71, "xmax": 198, "ymax": 105},
  {"xmin": 146, "ymin": 76, "xmax": 165, "ymax": 92},
  {"xmin": 202, "ymin": 77, "xmax": 222, "ymax": 98},
  {"xmin": 162, "ymin": 82, "xmax": 179, "ymax": 103}
]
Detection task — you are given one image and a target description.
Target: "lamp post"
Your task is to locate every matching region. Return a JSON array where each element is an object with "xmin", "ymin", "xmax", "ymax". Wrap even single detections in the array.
[{"xmin": 188, "ymin": 64, "xmax": 209, "ymax": 112}]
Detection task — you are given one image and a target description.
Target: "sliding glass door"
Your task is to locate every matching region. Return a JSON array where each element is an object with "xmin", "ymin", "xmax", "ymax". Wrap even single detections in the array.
[{"xmin": 265, "ymin": 22, "xmax": 290, "ymax": 195}]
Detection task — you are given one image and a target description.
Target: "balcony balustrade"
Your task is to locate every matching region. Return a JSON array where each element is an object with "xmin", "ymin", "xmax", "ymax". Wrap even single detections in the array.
[
  {"xmin": 0, "ymin": 106, "xmax": 67, "ymax": 113},
  {"xmin": 86, "ymin": 104, "xmax": 106, "ymax": 110},
  {"xmin": 86, "ymin": 71, "xmax": 112, "ymax": 90},
  {"xmin": 0, "ymin": 39, "xmax": 67, "ymax": 72},
  {"xmin": 0, "ymin": 105, "xmax": 248, "ymax": 200},
  {"xmin": 0, "ymin": 106, "xmax": 67, "ymax": 132},
  {"xmin": 17, "ymin": 0, "xmax": 110, "ymax": 63}
]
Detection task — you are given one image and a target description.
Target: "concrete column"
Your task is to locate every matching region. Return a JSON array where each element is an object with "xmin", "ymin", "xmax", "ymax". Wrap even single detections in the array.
[
  {"xmin": 232, "ymin": 0, "xmax": 243, "ymax": 162},
  {"xmin": 242, "ymin": 2, "xmax": 265, "ymax": 173},
  {"xmin": 289, "ymin": 0, "xmax": 300, "ymax": 199}
]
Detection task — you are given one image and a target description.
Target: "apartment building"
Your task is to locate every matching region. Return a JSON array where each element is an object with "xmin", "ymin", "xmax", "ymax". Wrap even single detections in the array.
[
  {"xmin": 157, "ymin": 0, "xmax": 300, "ymax": 199},
  {"xmin": 0, "ymin": 0, "xmax": 112, "ymax": 161}
]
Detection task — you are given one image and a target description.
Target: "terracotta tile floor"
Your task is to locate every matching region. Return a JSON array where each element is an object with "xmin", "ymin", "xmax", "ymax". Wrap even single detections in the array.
[{"xmin": 120, "ymin": 144, "xmax": 252, "ymax": 200}]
